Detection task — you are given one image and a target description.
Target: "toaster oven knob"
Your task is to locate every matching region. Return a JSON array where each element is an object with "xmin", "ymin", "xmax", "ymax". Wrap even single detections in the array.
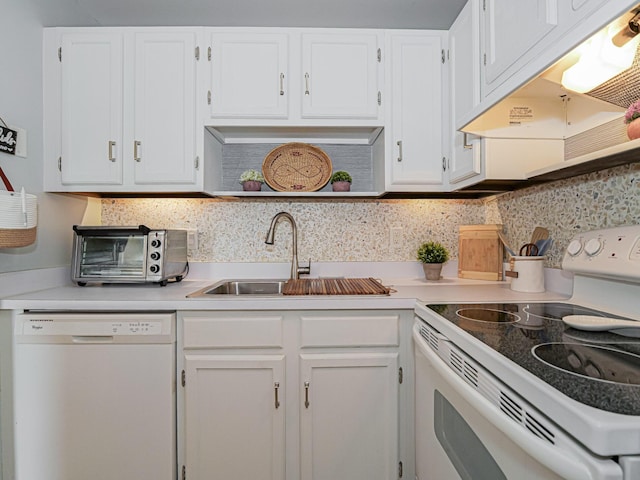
[
  {"xmin": 151, "ymin": 239, "xmax": 162, "ymax": 248},
  {"xmin": 149, "ymin": 264, "xmax": 160, "ymax": 273},
  {"xmin": 150, "ymin": 252, "xmax": 161, "ymax": 261}
]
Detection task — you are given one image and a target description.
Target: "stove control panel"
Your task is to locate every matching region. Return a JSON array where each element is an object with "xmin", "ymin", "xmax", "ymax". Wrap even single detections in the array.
[{"xmin": 562, "ymin": 225, "xmax": 640, "ymax": 282}]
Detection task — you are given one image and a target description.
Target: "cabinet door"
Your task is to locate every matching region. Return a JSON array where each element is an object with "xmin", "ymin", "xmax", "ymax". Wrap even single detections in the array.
[
  {"xmin": 387, "ymin": 33, "xmax": 445, "ymax": 191},
  {"xmin": 184, "ymin": 354, "xmax": 286, "ymax": 480},
  {"xmin": 301, "ymin": 33, "xmax": 380, "ymax": 119},
  {"xmin": 132, "ymin": 32, "xmax": 198, "ymax": 185},
  {"xmin": 449, "ymin": 1, "xmax": 483, "ymax": 186},
  {"xmin": 60, "ymin": 33, "xmax": 123, "ymax": 185},
  {"xmin": 482, "ymin": 0, "xmax": 559, "ymax": 92},
  {"xmin": 209, "ymin": 32, "xmax": 288, "ymax": 118},
  {"xmin": 299, "ymin": 353, "xmax": 398, "ymax": 480}
]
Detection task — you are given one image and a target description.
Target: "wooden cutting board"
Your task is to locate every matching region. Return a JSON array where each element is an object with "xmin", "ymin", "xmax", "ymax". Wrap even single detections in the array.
[
  {"xmin": 283, "ymin": 277, "xmax": 391, "ymax": 296},
  {"xmin": 458, "ymin": 224, "xmax": 504, "ymax": 281}
]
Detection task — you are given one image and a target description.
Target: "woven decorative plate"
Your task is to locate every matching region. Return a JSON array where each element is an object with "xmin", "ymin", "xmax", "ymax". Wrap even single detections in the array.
[{"xmin": 262, "ymin": 143, "xmax": 332, "ymax": 192}]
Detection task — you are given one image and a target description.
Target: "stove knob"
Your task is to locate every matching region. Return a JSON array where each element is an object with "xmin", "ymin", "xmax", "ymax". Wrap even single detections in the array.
[
  {"xmin": 567, "ymin": 240, "xmax": 583, "ymax": 256},
  {"xmin": 584, "ymin": 361, "xmax": 602, "ymax": 379},
  {"xmin": 151, "ymin": 239, "xmax": 161, "ymax": 248},
  {"xmin": 584, "ymin": 238, "xmax": 604, "ymax": 256},
  {"xmin": 150, "ymin": 252, "xmax": 161, "ymax": 261},
  {"xmin": 567, "ymin": 352, "xmax": 582, "ymax": 369},
  {"xmin": 149, "ymin": 264, "xmax": 160, "ymax": 273}
]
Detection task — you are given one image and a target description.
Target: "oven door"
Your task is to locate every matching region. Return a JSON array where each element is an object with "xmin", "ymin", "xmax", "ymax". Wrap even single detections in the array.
[
  {"xmin": 413, "ymin": 321, "xmax": 623, "ymax": 480},
  {"xmin": 72, "ymin": 232, "xmax": 147, "ymax": 282}
]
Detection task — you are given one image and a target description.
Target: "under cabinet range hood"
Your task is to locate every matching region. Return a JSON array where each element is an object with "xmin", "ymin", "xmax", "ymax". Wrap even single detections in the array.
[{"xmin": 464, "ymin": 3, "xmax": 640, "ymax": 178}]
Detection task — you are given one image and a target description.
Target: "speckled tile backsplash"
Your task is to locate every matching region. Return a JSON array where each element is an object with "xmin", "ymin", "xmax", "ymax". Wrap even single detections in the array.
[
  {"xmin": 102, "ymin": 198, "xmax": 485, "ymax": 263},
  {"xmin": 102, "ymin": 163, "xmax": 639, "ymax": 268},
  {"xmin": 487, "ymin": 163, "xmax": 640, "ymax": 268}
]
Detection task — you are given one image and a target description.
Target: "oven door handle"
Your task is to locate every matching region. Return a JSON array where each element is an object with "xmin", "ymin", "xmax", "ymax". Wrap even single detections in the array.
[{"xmin": 413, "ymin": 326, "xmax": 622, "ymax": 480}]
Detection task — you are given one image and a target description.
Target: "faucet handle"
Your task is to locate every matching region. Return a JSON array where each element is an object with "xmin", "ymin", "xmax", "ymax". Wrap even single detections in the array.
[{"xmin": 298, "ymin": 258, "xmax": 311, "ymax": 276}]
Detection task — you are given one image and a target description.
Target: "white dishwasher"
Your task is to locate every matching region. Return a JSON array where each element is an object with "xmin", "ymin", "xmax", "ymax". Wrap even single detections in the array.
[{"xmin": 13, "ymin": 312, "xmax": 176, "ymax": 480}]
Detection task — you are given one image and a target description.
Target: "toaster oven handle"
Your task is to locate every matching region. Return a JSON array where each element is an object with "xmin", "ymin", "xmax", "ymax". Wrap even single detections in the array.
[{"xmin": 72, "ymin": 225, "xmax": 152, "ymax": 236}]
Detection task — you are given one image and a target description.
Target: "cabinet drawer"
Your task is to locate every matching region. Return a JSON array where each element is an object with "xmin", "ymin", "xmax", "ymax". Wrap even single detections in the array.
[
  {"xmin": 300, "ymin": 314, "xmax": 399, "ymax": 348},
  {"xmin": 183, "ymin": 313, "xmax": 284, "ymax": 349}
]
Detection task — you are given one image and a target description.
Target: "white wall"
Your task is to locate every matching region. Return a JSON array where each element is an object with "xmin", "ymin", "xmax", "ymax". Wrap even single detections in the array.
[{"xmin": 0, "ymin": 0, "xmax": 88, "ymax": 274}]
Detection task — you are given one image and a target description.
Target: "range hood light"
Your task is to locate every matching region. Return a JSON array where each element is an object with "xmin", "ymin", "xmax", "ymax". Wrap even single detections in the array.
[{"xmin": 561, "ymin": 25, "xmax": 640, "ymax": 94}]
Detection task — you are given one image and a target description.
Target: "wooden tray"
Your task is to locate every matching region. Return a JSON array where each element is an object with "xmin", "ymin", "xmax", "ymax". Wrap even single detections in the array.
[
  {"xmin": 262, "ymin": 143, "xmax": 332, "ymax": 192},
  {"xmin": 283, "ymin": 278, "xmax": 390, "ymax": 296}
]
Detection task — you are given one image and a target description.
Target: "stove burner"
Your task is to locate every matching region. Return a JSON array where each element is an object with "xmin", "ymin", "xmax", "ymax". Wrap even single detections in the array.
[
  {"xmin": 523, "ymin": 304, "xmax": 606, "ymax": 322},
  {"xmin": 456, "ymin": 308, "xmax": 520, "ymax": 324},
  {"xmin": 533, "ymin": 343, "xmax": 640, "ymax": 386}
]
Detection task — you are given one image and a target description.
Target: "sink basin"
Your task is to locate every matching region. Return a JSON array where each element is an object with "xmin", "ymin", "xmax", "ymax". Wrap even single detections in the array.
[{"xmin": 187, "ymin": 279, "xmax": 287, "ymax": 297}]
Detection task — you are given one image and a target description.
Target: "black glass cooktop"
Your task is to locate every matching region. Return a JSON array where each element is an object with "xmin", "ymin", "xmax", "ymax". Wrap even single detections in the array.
[{"xmin": 425, "ymin": 302, "xmax": 640, "ymax": 415}]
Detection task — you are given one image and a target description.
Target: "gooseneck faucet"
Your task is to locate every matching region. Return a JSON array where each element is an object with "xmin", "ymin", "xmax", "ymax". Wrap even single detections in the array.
[{"xmin": 265, "ymin": 211, "xmax": 311, "ymax": 280}]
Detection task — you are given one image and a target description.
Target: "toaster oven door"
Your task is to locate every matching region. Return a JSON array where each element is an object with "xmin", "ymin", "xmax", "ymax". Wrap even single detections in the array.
[{"xmin": 74, "ymin": 233, "xmax": 147, "ymax": 281}]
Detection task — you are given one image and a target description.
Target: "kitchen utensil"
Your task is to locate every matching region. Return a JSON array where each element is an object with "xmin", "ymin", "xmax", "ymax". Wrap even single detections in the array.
[
  {"xmin": 535, "ymin": 237, "xmax": 553, "ymax": 256},
  {"xmin": 530, "ymin": 227, "xmax": 549, "ymax": 245},
  {"xmin": 562, "ymin": 315, "xmax": 640, "ymax": 337},
  {"xmin": 497, "ymin": 231, "xmax": 516, "ymax": 257},
  {"xmin": 519, "ymin": 243, "xmax": 539, "ymax": 256}
]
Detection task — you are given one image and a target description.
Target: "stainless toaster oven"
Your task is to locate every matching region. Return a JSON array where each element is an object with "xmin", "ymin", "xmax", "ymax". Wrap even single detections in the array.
[{"xmin": 71, "ymin": 225, "xmax": 188, "ymax": 286}]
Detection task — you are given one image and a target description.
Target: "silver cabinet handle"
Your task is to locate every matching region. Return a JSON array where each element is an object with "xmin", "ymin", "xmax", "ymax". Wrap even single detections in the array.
[
  {"xmin": 108, "ymin": 141, "xmax": 116, "ymax": 162},
  {"xmin": 280, "ymin": 73, "xmax": 285, "ymax": 96},
  {"xmin": 134, "ymin": 141, "xmax": 141, "ymax": 162},
  {"xmin": 207, "ymin": 90, "xmax": 211, "ymax": 105},
  {"xmin": 304, "ymin": 381, "xmax": 310, "ymax": 408},
  {"xmin": 397, "ymin": 140, "xmax": 403, "ymax": 162},
  {"xmin": 274, "ymin": 382, "xmax": 281, "ymax": 409},
  {"xmin": 304, "ymin": 73, "xmax": 310, "ymax": 95},
  {"xmin": 463, "ymin": 132, "xmax": 473, "ymax": 149}
]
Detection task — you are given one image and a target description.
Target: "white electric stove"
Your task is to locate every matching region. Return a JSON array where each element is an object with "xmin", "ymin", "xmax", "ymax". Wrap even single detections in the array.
[{"xmin": 414, "ymin": 224, "xmax": 640, "ymax": 480}]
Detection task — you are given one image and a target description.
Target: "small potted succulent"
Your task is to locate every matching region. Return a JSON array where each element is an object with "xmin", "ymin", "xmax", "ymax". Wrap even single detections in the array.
[
  {"xmin": 330, "ymin": 170, "xmax": 352, "ymax": 192},
  {"xmin": 239, "ymin": 169, "xmax": 265, "ymax": 191},
  {"xmin": 625, "ymin": 100, "xmax": 640, "ymax": 140},
  {"xmin": 417, "ymin": 241, "xmax": 450, "ymax": 281}
]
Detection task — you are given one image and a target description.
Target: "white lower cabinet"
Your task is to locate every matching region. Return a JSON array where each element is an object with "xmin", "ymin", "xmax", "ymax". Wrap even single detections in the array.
[
  {"xmin": 178, "ymin": 310, "xmax": 410, "ymax": 480},
  {"xmin": 299, "ymin": 353, "xmax": 398, "ymax": 480},
  {"xmin": 183, "ymin": 354, "xmax": 286, "ymax": 480}
]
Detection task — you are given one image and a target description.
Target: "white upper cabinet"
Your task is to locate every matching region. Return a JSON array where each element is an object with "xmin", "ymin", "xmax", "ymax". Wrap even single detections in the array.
[
  {"xmin": 385, "ymin": 31, "xmax": 446, "ymax": 191},
  {"xmin": 301, "ymin": 32, "xmax": 380, "ymax": 119},
  {"xmin": 448, "ymin": 0, "xmax": 483, "ymax": 187},
  {"xmin": 44, "ymin": 28, "xmax": 203, "ymax": 193},
  {"xmin": 208, "ymin": 32, "xmax": 289, "ymax": 119},
  {"xmin": 132, "ymin": 32, "xmax": 199, "ymax": 185},
  {"xmin": 59, "ymin": 33, "xmax": 123, "ymax": 186},
  {"xmin": 481, "ymin": 0, "xmax": 559, "ymax": 96},
  {"xmin": 204, "ymin": 29, "xmax": 382, "ymax": 124}
]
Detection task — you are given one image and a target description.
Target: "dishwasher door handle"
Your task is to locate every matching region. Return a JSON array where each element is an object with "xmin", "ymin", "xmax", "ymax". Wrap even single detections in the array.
[{"xmin": 72, "ymin": 335, "xmax": 115, "ymax": 343}]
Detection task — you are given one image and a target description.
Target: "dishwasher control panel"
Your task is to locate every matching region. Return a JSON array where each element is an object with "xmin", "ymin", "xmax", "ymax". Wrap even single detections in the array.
[
  {"xmin": 15, "ymin": 312, "xmax": 175, "ymax": 343},
  {"xmin": 21, "ymin": 319, "xmax": 163, "ymax": 335}
]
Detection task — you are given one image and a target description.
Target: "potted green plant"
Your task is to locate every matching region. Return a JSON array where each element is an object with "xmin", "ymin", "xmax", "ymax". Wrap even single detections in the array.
[
  {"xmin": 239, "ymin": 169, "xmax": 264, "ymax": 191},
  {"xmin": 417, "ymin": 241, "xmax": 450, "ymax": 281},
  {"xmin": 330, "ymin": 170, "xmax": 352, "ymax": 192}
]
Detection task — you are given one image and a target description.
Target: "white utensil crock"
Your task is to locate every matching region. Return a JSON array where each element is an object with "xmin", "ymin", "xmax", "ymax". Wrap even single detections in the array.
[{"xmin": 508, "ymin": 256, "xmax": 545, "ymax": 293}]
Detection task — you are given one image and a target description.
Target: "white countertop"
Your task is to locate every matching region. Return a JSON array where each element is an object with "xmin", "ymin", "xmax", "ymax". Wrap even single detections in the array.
[{"xmin": 0, "ymin": 263, "xmax": 571, "ymax": 311}]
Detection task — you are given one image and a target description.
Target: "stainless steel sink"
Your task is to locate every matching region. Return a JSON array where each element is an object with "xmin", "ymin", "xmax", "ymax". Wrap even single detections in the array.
[{"xmin": 187, "ymin": 279, "xmax": 287, "ymax": 297}]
